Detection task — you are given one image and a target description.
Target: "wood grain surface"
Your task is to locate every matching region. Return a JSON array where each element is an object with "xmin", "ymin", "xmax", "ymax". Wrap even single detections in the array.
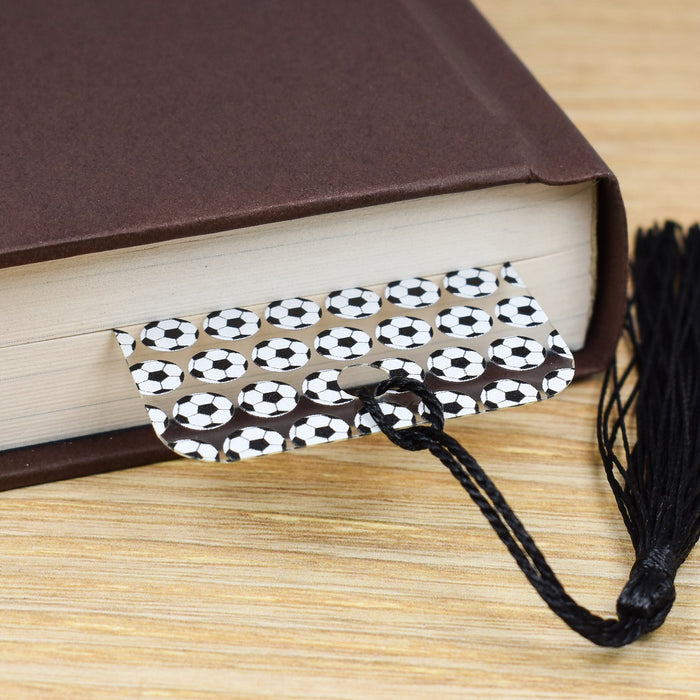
[{"xmin": 2, "ymin": 1, "xmax": 699, "ymax": 697}]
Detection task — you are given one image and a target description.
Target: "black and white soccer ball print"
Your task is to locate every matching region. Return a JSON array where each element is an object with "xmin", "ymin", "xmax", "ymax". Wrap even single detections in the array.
[
  {"xmin": 302, "ymin": 369, "xmax": 354, "ymax": 405},
  {"xmin": 495, "ymin": 296, "xmax": 548, "ymax": 328},
  {"xmin": 385, "ymin": 277, "xmax": 440, "ymax": 308},
  {"xmin": 172, "ymin": 392, "xmax": 235, "ymax": 430},
  {"xmin": 237, "ymin": 381, "xmax": 298, "ymax": 417},
  {"xmin": 375, "ymin": 316, "xmax": 433, "ymax": 350},
  {"xmin": 265, "ymin": 298, "xmax": 322, "ymax": 330},
  {"xmin": 547, "ymin": 330, "xmax": 574, "ymax": 359},
  {"xmin": 444, "ymin": 268, "xmax": 498, "ymax": 298},
  {"xmin": 203, "ymin": 308, "xmax": 260, "ymax": 340},
  {"xmin": 427, "ymin": 347, "xmax": 485, "ymax": 381},
  {"xmin": 145, "ymin": 405, "xmax": 169, "ymax": 436},
  {"xmin": 354, "ymin": 402, "xmax": 415, "ymax": 434},
  {"xmin": 436, "ymin": 306, "xmax": 493, "ymax": 338},
  {"xmin": 252, "ymin": 337, "xmax": 310, "ymax": 372},
  {"xmin": 500, "ymin": 262, "xmax": 526, "ymax": 288},
  {"xmin": 130, "ymin": 360, "xmax": 184, "ymax": 395},
  {"xmin": 371, "ymin": 357, "xmax": 424, "ymax": 382},
  {"xmin": 488, "ymin": 336, "xmax": 546, "ymax": 371},
  {"xmin": 168, "ymin": 438, "xmax": 220, "ymax": 462},
  {"xmin": 114, "ymin": 330, "xmax": 136, "ymax": 358},
  {"xmin": 419, "ymin": 391, "xmax": 478, "ymax": 419},
  {"xmin": 188, "ymin": 349, "xmax": 247, "ymax": 383},
  {"xmin": 542, "ymin": 367, "xmax": 575, "ymax": 396},
  {"xmin": 481, "ymin": 379, "xmax": 539, "ymax": 410},
  {"xmin": 325, "ymin": 287, "xmax": 382, "ymax": 319},
  {"xmin": 290, "ymin": 414, "xmax": 352, "ymax": 447},
  {"xmin": 141, "ymin": 318, "xmax": 199, "ymax": 351},
  {"xmin": 315, "ymin": 327, "xmax": 372, "ymax": 360},
  {"xmin": 118, "ymin": 259, "xmax": 575, "ymax": 464},
  {"xmin": 223, "ymin": 427, "xmax": 286, "ymax": 461}
]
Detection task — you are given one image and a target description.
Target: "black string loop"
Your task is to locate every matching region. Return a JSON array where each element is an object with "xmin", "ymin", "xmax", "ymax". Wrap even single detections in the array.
[
  {"xmin": 357, "ymin": 376, "xmax": 444, "ymax": 452},
  {"xmin": 359, "ymin": 379, "xmax": 674, "ymax": 646}
]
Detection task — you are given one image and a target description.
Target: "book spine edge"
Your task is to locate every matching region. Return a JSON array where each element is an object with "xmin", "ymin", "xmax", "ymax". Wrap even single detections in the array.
[{"xmin": 0, "ymin": 427, "xmax": 174, "ymax": 491}]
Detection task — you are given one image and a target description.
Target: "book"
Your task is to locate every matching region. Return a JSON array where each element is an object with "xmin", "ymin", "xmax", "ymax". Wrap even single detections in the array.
[{"xmin": 0, "ymin": 0, "xmax": 627, "ymax": 490}]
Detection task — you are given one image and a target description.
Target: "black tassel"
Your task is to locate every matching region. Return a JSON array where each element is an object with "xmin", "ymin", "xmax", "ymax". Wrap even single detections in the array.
[
  {"xmin": 598, "ymin": 221, "xmax": 700, "ymax": 636},
  {"xmin": 359, "ymin": 222, "xmax": 700, "ymax": 646}
]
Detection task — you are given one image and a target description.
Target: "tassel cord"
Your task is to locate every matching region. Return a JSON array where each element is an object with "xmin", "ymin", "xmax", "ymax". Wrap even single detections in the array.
[{"xmin": 361, "ymin": 377, "xmax": 664, "ymax": 647}]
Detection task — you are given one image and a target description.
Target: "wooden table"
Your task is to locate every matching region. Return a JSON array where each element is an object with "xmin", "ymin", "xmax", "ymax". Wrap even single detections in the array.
[{"xmin": 2, "ymin": 1, "xmax": 698, "ymax": 696}]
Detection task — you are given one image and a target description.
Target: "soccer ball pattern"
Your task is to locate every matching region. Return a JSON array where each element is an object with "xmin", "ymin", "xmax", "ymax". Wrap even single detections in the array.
[
  {"xmin": 252, "ymin": 337, "xmax": 310, "ymax": 372},
  {"xmin": 119, "ymin": 260, "xmax": 573, "ymax": 463},
  {"xmin": 265, "ymin": 298, "xmax": 322, "ymax": 330},
  {"xmin": 444, "ymin": 268, "xmax": 498, "ymax": 298},
  {"xmin": 315, "ymin": 327, "xmax": 372, "ymax": 360},
  {"xmin": 500, "ymin": 262, "xmax": 526, "ymax": 288},
  {"xmin": 371, "ymin": 357, "xmax": 424, "ymax": 382},
  {"xmin": 188, "ymin": 349, "xmax": 247, "ymax": 383},
  {"xmin": 488, "ymin": 336, "xmax": 546, "ymax": 371},
  {"xmin": 173, "ymin": 392, "xmax": 235, "ymax": 430},
  {"xmin": 303, "ymin": 369, "xmax": 354, "ymax": 405},
  {"xmin": 548, "ymin": 330, "xmax": 573, "ymax": 359},
  {"xmin": 204, "ymin": 308, "xmax": 260, "ymax": 340},
  {"xmin": 238, "ymin": 380, "xmax": 298, "ymax": 417},
  {"xmin": 223, "ymin": 427, "xmax": 286, "ymax": 460},
  {"xmin": 114, "ymin": 330, "xmax": 136, "ymax": 358},
  {"xmin": 419, "ymin": 391, "xmax": 478, "ymax": 419},
  {"xmin": 326, "ymin": 287, "xmax": 382, "ymax": 319},
  {"xmin": 141, "ymin": 318, "xmax": 198, "ymax": 352},
  {"xmin": 290, "ymin": 414, "xmax": 352, "ymax": 446},
  {"xmin": 375, "ymin": 316, "xmax": 433, "ymax": 349},
  {"xmin": 168, "ymin": 438, "xmax": 219, "ymax": 462},
  {"xmin": 542, "ymin": 367, "xmax": 575, "ymax": 396},
  {"xmin": 427, "ymin": 347, "xmax": 485, "ymax": 381},
  {"xmin": 436, "ymin": 306, "xmax": 492, "ymax": 338},
  {"xmin": 481, "ymin": 379, "xmax": 539, "ymax": 410},
  {"xmin": 496, "ymin": 296, "xmax": 549, "ymax": 328},
  {"xmin": 354, "ymin": 403, "xmax": 415, "ymax": 434},
  {"xmin": 130, "ymin": 360, "xmax": 184, "ymax": 395},
  {"xmin": 385, "ymin": 277, "xmax": 440, "ymax": 308},
  {"xmin": 145, "ymin": 405, "xmax": 169, "ymax": 436}
]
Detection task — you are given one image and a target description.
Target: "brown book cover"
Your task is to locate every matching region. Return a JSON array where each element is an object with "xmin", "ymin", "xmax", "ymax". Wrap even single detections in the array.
[{"xmin": 0, "ymin": 0, "xmax": 627, "ymax": 489}]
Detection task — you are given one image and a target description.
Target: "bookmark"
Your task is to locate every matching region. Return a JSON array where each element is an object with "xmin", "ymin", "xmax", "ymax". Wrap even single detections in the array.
[
  {"xmin": 114, "ymin": 224, "xmax": 700, "ymax": 647},
  {"xmin": 114, "ymin": 262, "xmax": 574, "ymax": 462}
]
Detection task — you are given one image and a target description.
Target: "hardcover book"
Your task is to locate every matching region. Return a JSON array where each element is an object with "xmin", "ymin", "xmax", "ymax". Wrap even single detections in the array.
[{"xmin": 0, "ymin": 0, "xmax": 627, "ymax": 489}]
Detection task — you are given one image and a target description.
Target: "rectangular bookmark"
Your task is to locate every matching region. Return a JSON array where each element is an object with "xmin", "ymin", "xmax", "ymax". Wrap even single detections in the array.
[{"xmin": 114, "ymin": 263, "xmax": 574, "ymax": 462}]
